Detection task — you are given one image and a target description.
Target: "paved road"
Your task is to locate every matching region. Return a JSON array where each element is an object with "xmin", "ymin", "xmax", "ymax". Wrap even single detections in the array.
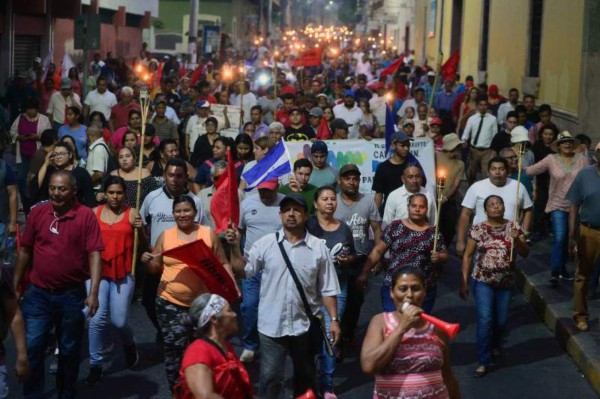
[{"xmin": 2, "ymin": 251, "xmax": 598, "ymax": 398}]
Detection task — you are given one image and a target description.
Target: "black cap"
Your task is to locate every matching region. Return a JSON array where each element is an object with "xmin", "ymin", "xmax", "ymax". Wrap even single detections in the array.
[
  {"xmin": 279, "ymin": 193, "xmax": 308, "ymax": 211},
  {"xmin": 339, "ymin": 164, "xmax": 361, "ymax": 176}
]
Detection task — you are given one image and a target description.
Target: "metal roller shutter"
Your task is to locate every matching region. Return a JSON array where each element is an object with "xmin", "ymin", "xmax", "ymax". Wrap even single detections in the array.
[{"xmin": 14, "ymin": 35, "xmax": 41, "ymax": 76}]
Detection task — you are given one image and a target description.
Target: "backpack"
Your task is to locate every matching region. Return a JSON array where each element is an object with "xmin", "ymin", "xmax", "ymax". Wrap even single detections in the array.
[{"xmin": 96, "ymin": 142, "xmax": 118, "ymax": 174}]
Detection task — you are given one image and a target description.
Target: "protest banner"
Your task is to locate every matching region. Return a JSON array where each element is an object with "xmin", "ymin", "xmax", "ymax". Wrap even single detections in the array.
[
  {"xmin": 211, "ymin": 104, "xmax": 242, "ymax": 138},
  {"xmin": 285, "ymin": 138, "xmax": 436, "ymax": 194}
]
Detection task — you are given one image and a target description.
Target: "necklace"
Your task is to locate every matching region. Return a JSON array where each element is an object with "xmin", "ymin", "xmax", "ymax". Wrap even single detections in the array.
[{"xmin": 104, "ymin": 206, "xmax": 124, "ymax": 226}]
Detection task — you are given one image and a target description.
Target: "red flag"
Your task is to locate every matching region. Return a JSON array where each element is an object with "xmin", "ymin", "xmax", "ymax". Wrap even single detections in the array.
[
  {"xmin": 162, "ymin": 239, "xmax": 239, "ymax": 303},
  {"xmin": 211, "ymin": 148, "xmax": 240, "ymax": 234},
  {"xmin": 441, "ymin": 49, "xmax": 460, "ymax": 81},
  {"xmin": 179, "ymin": 63, "xmax": 188, "ymax": 78},
  {"xmin": 189, "ymin": 66, "xmax": 203, "ymax": 86},
  {"xmin": 293, "ymin": 47, "xmax": 324, "ymax": 67},
  {"xmin": 155, "ymin": 62, "xmax": 164, "ymax": 86},
  {"xmin": 316, "ymin": 116, "xmax": 331, "ymax": 140},
  {"xmin": 380, "ymin": 56, "xmax": 405, "ymax": 79}
]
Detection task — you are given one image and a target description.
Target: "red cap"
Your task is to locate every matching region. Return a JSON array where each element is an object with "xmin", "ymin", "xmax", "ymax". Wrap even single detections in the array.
[
  {"xmin": 430, "ymin": 117, "xmax": 442, "ymax": 126},
  {"xmin": 368, "ymin": 82, "xmax": 385, "ymax": 91},
  {"xmin": 257, "ymin": 178, "xmax": 278, "ymax": 190}
]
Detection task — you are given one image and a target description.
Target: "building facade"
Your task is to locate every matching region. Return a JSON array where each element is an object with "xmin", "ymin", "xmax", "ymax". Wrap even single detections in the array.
[
  {"xmin": 414, "ymin": 0, "xmax": 599, "ymax": 142},
  {"xmin": 0, "ymin": 0, "xmax": 157, "ymax": 85}
]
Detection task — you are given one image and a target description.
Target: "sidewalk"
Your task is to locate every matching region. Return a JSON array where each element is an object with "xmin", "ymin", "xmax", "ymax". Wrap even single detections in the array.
[{"xmin": 514, "ymin": 238, "xmax": 600, "ymax": 395}]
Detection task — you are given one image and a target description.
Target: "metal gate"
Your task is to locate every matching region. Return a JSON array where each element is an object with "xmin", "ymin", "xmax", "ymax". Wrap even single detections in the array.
[{"xmin": 14, "ymin": 35, "xmax": 41, "ymax": 76}]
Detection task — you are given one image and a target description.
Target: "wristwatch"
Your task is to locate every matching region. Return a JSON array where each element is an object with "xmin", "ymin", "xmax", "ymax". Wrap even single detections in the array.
[{"xmin": 331, "ymin": 317, "xmax": 340, "ymax": 322}]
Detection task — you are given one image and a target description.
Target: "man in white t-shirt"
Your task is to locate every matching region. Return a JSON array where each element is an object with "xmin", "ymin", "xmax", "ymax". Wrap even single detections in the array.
[
  {"xmin": 83, "ymin": 76, "xmax": 117, "ymax": 120},
  {"xmin": 383, "ymin": 165, "xmax": 436, "ymax": 225},
  {"xmin": 333, "ymin": 90, "xmax": 364, "ymax": 139},
  {"xmin": 456, "ymin": 156, "xmax": 533, "ymax": 256}
]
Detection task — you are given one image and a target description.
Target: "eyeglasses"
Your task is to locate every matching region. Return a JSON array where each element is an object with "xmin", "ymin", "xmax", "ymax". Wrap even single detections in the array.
[
  {"xmin": 506, "ymin": 156, "xmax": 518, "ymax": 160},
  {"xmin": 53, "ymin": 152, "xmax": 69, "ymax": 157}
]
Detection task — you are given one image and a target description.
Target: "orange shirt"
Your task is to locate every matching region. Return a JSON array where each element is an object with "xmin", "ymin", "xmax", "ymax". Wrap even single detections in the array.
[{"xmin": 158, "ymin": 225, "xmax": 213, "ymax": 307}]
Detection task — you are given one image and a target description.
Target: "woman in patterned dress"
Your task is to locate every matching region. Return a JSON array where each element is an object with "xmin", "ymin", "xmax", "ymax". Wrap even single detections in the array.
[
  {"xmin": 459, "ymin": 195, "xmax": 529, "ymax": 377},
  {"xmin": 361, "ymin": 266, "xmax": 461, "ymax": 399},
  {"xmin": 359, "ymin": 193, "xmax": 449, "ymax": 313}
]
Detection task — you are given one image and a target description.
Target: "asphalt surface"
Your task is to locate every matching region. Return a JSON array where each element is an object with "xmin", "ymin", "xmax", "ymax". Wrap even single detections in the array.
[{"xmin": 1, "ymin": 249, "xmax": 597, "ymax": 399}]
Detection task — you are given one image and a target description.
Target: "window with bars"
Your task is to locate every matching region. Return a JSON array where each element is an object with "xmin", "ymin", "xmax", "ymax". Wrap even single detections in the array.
[
  {"xmin": 528, "ymin": 0, "xmax": 543, "ymax": 77},
  {"xmin": 478, "ymin": 0, "xmax": 490, "ymax": 72}
]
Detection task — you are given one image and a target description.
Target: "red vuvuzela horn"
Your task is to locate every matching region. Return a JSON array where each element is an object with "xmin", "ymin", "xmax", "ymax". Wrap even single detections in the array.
[
  {"xmin": 295, "ymin": 389, "xmax": 316, "ymax": 399},
  {"xmin": 402, "ymin": 303, "xmax": 460, "ymax": 340}
]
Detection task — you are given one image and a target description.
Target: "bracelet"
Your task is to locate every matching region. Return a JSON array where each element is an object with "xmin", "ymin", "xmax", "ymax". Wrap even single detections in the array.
[{"xmin": 331, "ymin": 317, "xmax": 339, "ymax": 322}]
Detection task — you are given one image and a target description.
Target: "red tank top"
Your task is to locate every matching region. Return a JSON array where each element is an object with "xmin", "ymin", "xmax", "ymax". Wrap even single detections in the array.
[{"xmin": 95, "ymin": 205, "xmax": 134, "ymax": 280}]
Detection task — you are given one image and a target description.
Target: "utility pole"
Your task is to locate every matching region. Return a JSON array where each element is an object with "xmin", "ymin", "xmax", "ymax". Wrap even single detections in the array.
[
  {"xmin": 189, "ymin": 0, "xmax": 199, "ymax": 64},
  {"xmin": 267, "ymin": 0, "xmax": 273, "ymax": 44}
]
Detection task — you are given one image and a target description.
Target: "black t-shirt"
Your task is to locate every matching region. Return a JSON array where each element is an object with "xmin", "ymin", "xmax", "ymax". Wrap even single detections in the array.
[
  {"xmin": 526, "ymin": 110, "xmax": 540, "ymax": 124},
  {"xmin": 371, "ymin": 156, "xmax": 426, "ymax": 214},
  {"xmin": 490, "ymin": 130, "xmax": 512, "ymax": 154},
  {"xmin": 306, "ymin": 215, "xmax": 357, "ymax": 275},
  {"xmin": 284, "ymin": 125, "xmax": 315, "ymax": 142}
]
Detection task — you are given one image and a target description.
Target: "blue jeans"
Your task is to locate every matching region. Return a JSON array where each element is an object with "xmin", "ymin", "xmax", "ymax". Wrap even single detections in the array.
[
  {"xmin": 550, "ymin": 210, "xmax": 569, "ymax": 275},
  {"xmin": 85, "ymin": 275, "xmax": 136, "ymax": 366},
  {"xmin": 318, "ymin": 280, "xmax": 348, "ymax": 393},
  {"xmin": 20, "ymin": 284, "xmax": 86, "ymax": 399},
  {"xmin": 241, "ymin": 272, "xmax": 262, "ymax": 351},
  {"xmin": 380, "ymin": 283, "xmax": 437, "ymax": 314},
  {"xmin": 472, "ymin": 279, "xmax": 511, "ymax": 366}
]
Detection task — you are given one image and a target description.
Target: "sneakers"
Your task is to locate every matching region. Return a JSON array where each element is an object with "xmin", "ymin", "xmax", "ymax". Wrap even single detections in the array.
[
  {"xmin": 124, "ymin": 344, "xmax": 139, "ymax": 369},
  {"xmin": 559, "ymin": 271, "xmax": 574, "ymax": 281},
  {"xmin": 85, "ymin": 366, "xmax": 103, "ymax": 386},
  {"xmin": 240, "ymin": 349, "xmax": 255, "ymax": 363}
]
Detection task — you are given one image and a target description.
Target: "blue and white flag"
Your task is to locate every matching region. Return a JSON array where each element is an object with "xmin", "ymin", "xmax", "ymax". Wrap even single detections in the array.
[{"xmin": 242, "ymin": 139, "xmax": 292, "ymax": 191}]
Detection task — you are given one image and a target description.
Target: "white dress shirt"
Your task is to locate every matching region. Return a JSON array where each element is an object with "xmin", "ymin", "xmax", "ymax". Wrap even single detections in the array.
[
  {"xmin": 333, "ymin": 103, "xmax": 364, "ymax": 139},
  {"xmin": 461, "ymin": 112, "xmax": 498, "ymax": 149},
  {"xmin": 383, "ymin": 185, "xmax": 437, "ymax": 226},
  {"xmin": 245, "ymin": 229, "xmax": 341, "ymax": 338}
]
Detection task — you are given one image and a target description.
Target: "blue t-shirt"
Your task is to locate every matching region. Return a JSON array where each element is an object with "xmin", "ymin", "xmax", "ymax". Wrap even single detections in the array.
[{"xmin": 58, "ymin": 124, "xmax": 88, "ymax": 160}]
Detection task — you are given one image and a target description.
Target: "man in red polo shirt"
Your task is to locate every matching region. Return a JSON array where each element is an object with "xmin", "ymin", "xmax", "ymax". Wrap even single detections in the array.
[
  {"xmin": 109, "ymin": 86, "xmax": 141, "ymax": 131},
  {"xmin": 14, "ymin": 170, "xmax": 103, "ymax": 399}
]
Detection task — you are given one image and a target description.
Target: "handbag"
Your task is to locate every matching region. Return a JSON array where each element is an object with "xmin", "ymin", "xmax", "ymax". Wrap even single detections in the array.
[{"xmin": 276, "ymin": 233, "xmax": 334, "ymax": 356}]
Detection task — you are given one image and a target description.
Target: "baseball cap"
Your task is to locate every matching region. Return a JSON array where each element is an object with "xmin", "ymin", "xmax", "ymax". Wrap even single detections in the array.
[
  {"xmin": 339, "ymin": 164, "xmax": 361, "ymax": 176},
  {"xmin": 430, "ymin": 117, "xmax": 442, "ymax": 126},
  {"xmin": 391, "ymin": 131, "xmax": 413, "ymax": 143},
  {"xmin": 195, "ymin": 100, "xmax": 211, "ymax": 108},
  {"xmin": 330, "ymin": 118, "xmax": 350, "ymax": 130},
  {"xmin": 33, "ymin": 57, "xmax": 42, "ymax": 63},
  {"xmin": 279, "ymin": 193, "xmax": 308, "ymax": 211},
  {"xmin": 427, "ymin": 71, "xmax": 436, "ymax": 77},
  {"xmin": 344, "ymin": 89, "xmax": 355, "ymax": 98},
  {"xmin": 344, "ymin": 76, "xmax": 354, "ymax": 83},
  {"xmin": 311, "ymin": 140, "xmax": 328, "ymax": 154},
  {"xmin": 257, "ymin": 178, "xmax": 278, "ymax": 190},
  {"xmin": 402, "ymin": 119, "xmax": 415, "ymax": 127},
  {"xmin": 60, "ymin": 77, "xmax": 72, "ymax": 89},
  {"xmin": 309, "ymin": 107, "xmax": 323, "ymax": 117}
]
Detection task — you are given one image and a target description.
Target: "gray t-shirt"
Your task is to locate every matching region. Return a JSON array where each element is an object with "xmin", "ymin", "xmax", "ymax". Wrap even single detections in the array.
[
  {"xmin": 334, "ymin": 193, "xmax": 382, "ymax": 256},
  {"xmin": 239, "ymin": 193, "xmax": 285, "ymax": 256},
  {"xmin": 140, "ymin": 187, "xmax": 205, "ymax": 246},
  {"xmin": 567, "ymin": 166, "xmax": 600, "ymax": 226},
  {"xmin": 309, "ymin": 165, "xmax": 338, "ymax": 190}
]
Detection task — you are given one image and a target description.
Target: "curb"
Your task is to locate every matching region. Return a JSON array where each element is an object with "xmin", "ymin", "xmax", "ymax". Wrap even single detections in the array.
[{"xmin": 514, "ymin": 240, "xmax": 600, "ymax": 395}]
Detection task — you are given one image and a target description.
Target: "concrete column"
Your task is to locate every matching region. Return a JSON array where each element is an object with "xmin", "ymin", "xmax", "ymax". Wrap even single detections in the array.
[{"xmin": 0, "ymin": 0, "xmax": 14, "ymax": 84}]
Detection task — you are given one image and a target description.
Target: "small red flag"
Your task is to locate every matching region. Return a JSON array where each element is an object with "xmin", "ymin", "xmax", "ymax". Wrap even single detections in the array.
[
  {"xmin": 380, "ymin": 56, "xmax": 405, "ymax": 79},
  {"xmin": 293, "ymin": 47, "xmax": 324, "ymax": 67},
  {"xmin": 441, "ymin": 49, "xmax": 460, "ymax": 81},
  {"xmin": 316, "ymin": 116, "xmax": 331, "ymax": 140},
  {"xmin": 211, "ymin": 148, "xmax": 240, "ymax": 234},
  {"xmin": 189, "ymin": 65, "xmax": 203, "ymax": 86},
  {"xmin": 179, "ymin": 63, "xmax": 188, "ymax": 79},
  {"xmin": 162, "ymin": 239, "xmax": 239, "ymax": 303},
  {"xmin": 155, "ymin": 62, "xmax": 164, "ymax": 86}
]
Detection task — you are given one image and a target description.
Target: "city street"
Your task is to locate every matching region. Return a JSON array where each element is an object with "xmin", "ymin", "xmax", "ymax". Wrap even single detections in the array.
[{"xmin": 2, "ymin": 251, "xmax": 597, "ymax": 398}]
